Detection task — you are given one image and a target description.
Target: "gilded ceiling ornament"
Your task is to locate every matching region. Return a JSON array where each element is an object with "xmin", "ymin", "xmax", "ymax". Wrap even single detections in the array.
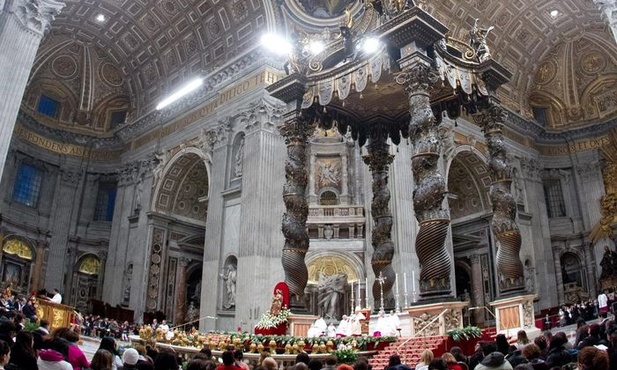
[{"xmin": 296, "ymin": 0, "xmax": 357, "ymax": 19}]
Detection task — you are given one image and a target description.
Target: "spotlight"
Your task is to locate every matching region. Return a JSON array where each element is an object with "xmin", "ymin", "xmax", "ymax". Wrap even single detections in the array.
[
  {"xmin": 260, "ymin": 33, "xmax": 293, "ymax": 55},
  {"xmin": 549, "ymin": 10, "xmax": 560, "ymax": 19},
  {"xmin": 156, "ymin": 78, "xmax": 203, "ymax": 110},
  {"xmin": 308, "ymin": 40, "xmax": 325, "ymax": 55},
  {"xmin": 96, "ymin": 14, "xmax": 106, "ymax": 22},
  {"xmin": 362, "ymin": 37, "xmax": 381, "ymax": 54}
]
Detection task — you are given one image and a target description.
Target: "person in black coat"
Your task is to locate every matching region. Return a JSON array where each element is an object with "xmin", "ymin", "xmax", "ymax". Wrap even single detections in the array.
[
  {"xmin": 9, "ymin": 331, "xmax": 38, "ymax": 369},
  {"xmin": 545, "ymin": 334, "xmax": 571, "ymax": 368}
]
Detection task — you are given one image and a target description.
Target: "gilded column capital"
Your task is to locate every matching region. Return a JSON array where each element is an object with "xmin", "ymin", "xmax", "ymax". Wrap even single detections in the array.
[
  {"xmin": 395, "ymin": 63, "xmax": 440, "ymax": 94},
  {"xmin": 472, "ymin": 104, "xmax": 508, "ymax": 131},
  {"xmin": 9, "ymin": 0, "xmax": 65, "ymax": 36},
  {"xmin": 179, "ymin": 257, "xmax": 191, "ymax": 267},
  {"xmin": 469, "ymin": 254, "xmax": 481, "ymax": 265}
]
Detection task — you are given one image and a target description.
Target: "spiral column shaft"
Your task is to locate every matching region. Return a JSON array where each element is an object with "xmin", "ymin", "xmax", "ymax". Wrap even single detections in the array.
[
  {"xmin": 363, "ymin": 128, "xmax": 396, "ymax": 308},
  {"xmin": 402, "ymin": 64, "xmax": 452, "ymax": 298},
  {"xmin": 474, "ymin": 105, "xmax": 525, "ymax": 294},
  {"xmin": 279, "ymin": 115, "xmax": 314, "ymax": 300}
]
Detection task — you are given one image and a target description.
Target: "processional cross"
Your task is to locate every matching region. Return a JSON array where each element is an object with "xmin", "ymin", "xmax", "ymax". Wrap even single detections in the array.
[{"xmin": 376, "ymin": 271, "xmax": 387, "ymax": 312}]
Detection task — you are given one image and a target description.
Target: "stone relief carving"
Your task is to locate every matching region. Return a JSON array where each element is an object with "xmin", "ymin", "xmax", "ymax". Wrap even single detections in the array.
[
  {"xmin": 317, "ymin": 272, "xmax": 347, "ymax": 320},
  {"xmin": 315, "ymin": 158, "xmax": 342, "ymax": 190},
  {"xmin": 59, "ymin": 169, "xmax": 82, "ymax": 186},
  {"xmin": 444, "ymin": 309, "xmax": 462, "ymax": 331},
  {"xmin": 243, "ymin": 97, "xmax": 284, "ymax": 133},
  {"xmin": 122, "ymin": 263, "xmax": 133, "ymax": 305},
  {"xmin": 413, "ymin": 312, "xmax": 439, "ymax": 336},
  {"xmin": 520, "ymin": 157, "xmax": 542, "ymax": 181}
]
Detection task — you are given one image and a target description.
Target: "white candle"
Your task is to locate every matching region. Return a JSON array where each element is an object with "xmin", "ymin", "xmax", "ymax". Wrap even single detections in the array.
[
  {"xmin": 404, "ymin": 272, "xmax": 408, "ymax": 294},
  {"xmin": 357, "ymin": 279, "xmax": 361, "ymax": 304},
  {"xmin": 365, "ymin": 277, "xmax": 368, "ymax": 307},
  {"xmin": 351, "ymin": 281, "xmax": 354, "ymax": 300},
  {"xmin": 412, "ymin": 271, "xmax": 416, "ymax": 292},
  {"xmin": 395, "ymin": 273, "xmax": 399, "ymax": 295}
]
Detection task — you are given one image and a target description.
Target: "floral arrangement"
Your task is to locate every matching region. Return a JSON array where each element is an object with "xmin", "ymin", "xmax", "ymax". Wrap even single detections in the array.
[
  {"xmin": 331, "ymin": 345, "xmax": 358, "ymax": 364},
  {"xmin": 255, "ymin": 308, "xmax": 291, "ymax": 329},
  {"xmin": 447, "ymin": 325, "xmax": 482, "ymax": 342}
]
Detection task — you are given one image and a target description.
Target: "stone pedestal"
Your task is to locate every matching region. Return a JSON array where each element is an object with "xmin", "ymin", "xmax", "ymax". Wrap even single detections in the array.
[
  {"xmin": 490, "ymin": 294, "xmax": 540, "ymax": 337},
  {"xmin": 288, "ymin": 314, "xmax": 318, "ymax": 337},
  {"xmin": 406, "ymin": 301, "xmax": 467, "ymax": 336}
]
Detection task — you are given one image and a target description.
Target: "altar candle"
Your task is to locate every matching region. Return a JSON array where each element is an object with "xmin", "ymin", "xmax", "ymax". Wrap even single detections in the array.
[
  {"xmin": 404, "ymin": 272, "xmax": 408, "ymax": 294},
  {"xmin": 365, "ymin": 277, "xmax": 368, "ymax": 307},
  {"xmin": 357, "ymin": 279, "xmax": 361, "ymax": 304},
  {"xmin": 351, "ymin": 281, "xmax": 354, "ymax": 300},
  {"xmin": 412, "ymin": 271, "xmax": 416, "ymax": 292},
  {"xmin": 395, "ymin": 273, "xmax": 399, "ymax": 295}
]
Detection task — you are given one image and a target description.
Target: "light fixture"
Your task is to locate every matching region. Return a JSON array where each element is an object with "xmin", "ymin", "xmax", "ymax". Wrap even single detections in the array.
[
  {"xmin": 155, "ymin": 78, "xmax": 203, "ymax": 110},
  {"xmin": 361, "ymin": 37, "xmax": 381, "ymax": 54},
  {"xmin": 260, "ymin": 33, "xmax": 293, "ymax": 56},
  {"xmin": 549, "ymin": 10, "xmax": 560, "ymax": 19},
  {"xmin": 95, "ymin": 14, "xmax": 106, "ymax": 22},
  {"xmin": 308, "ymin": 40, "xmax": 325, "ymax": 55}
]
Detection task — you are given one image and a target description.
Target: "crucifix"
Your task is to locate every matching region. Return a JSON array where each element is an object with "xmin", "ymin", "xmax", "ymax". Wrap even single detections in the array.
[{"xmin": 376, "ymin": 271, "xmax": 387, "ymax": 312}]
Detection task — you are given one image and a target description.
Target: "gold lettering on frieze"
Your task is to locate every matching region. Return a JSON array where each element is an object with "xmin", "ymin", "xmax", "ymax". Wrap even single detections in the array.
[
  {"xmin": 538, "ymin": 135, "xmax": 611, "ymax": 156},
  {"xmin": 13, "ymin": 124, "xmax": 122, "ymax": 161},
  {"xmin": 131, "ymin": 69, "xmax": 282, "ymax": 150}
]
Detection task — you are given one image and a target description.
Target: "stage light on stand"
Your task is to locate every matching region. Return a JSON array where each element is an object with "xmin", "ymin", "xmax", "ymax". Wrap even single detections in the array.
[{"xmin": 156, "ymin": 78, "xmax": 203, "ymax": 110}]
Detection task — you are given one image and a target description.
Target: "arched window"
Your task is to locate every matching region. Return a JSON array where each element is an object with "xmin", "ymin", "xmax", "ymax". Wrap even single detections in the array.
[{"xmin": 320, "ymin": 190, "xmax": 338, "ymax": 205}]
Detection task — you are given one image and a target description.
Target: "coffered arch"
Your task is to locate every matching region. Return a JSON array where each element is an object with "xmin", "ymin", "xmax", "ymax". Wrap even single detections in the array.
[
  {"xmin": 152, "ymin": 148, "xmax": 210, "ymax": 223},
  {"xmin": 446, "ymin": 150, "xmax": 491, "ymax": 220}
]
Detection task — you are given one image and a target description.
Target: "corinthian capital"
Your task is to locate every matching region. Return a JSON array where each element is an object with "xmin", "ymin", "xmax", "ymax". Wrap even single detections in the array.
[
  {"xmin": 395, "ymin": 63, "xmax": 440, "ymax": 93},
  {"xmin": 473, "ymin": 104, "xmax": 508, "ymax": 130},
  {"xmin": 11, "ymin": 0, "xmax": 65, "ymax": 35}
]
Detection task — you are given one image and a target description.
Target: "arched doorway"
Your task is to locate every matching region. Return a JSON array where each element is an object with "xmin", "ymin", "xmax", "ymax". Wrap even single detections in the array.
[
  {"xmin": 71, "ymin": 254, "xmax": 101, "ymax": 313},
  {"xmin": 561, "ymin": 252, "xmax": 588, "ymax": 304},
  {"xmin": 148, "ymin": 150, "xmax": 209, "ymax": 322},
  {"xmin": 447, "ymin": 149, "xmax": 493, "ymax": 326}
]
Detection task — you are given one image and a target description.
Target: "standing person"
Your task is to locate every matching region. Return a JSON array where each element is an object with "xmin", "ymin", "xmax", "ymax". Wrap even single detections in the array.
[
  {"xmin": 9, "ymin": 331, "xmax": 37, "ymax": 369},
  {"xmin": 51, "ymin": 289, "xmax": 62, "ymax": 304},
  {"xmin": 416, "ymin": 350, "xmax": 434, "ymax": 370},
  {"xmin": 98, "ymin": 337, "xmax": 123, "ymax": 370},
  {"xmin": 598, "ymin": 290, "xmax": 609, "ymax": 318}
]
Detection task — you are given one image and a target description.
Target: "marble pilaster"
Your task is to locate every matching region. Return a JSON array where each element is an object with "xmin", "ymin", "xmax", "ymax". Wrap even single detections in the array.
[
  {"xmin": 470, "ymin": 254, "xmax": 485, "ymax": 325},
  {"xmin": 175, "ymin": 257, "xmax": 190, "ymax": 325},
  {"xmin": 200, "ymin": 137, "xmax": 227, "ymax": 331},
  {"xmin": 31, "ymin": 243, "xmax": 45, "ymax": 292},
  {"xmin": 45, "ymin": 169, "xmax": 82, "ymax": 291},
  {"xmin": 236, "ymin": 99, "xmax": 286, "ymax": 328},
  {"xmin": 0, "ymin": 0, "xmax": 64, "ymax": 180}
]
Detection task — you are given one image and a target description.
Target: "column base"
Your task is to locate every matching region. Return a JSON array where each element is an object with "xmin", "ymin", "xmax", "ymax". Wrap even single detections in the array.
[
  {"xmin": 490, "ymin": 294, "xmax": 540, "ymax": 338},
  {"xmin": 405, "ymin": 301, "xmax": 468, "ymax": 336}
]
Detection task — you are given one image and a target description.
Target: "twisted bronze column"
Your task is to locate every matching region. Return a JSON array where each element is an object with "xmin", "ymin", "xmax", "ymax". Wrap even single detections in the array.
[
  {"xmin": 399, "ymin": 64, "xmax": 452, "ymax": 298},
  {"xmin": 474, "ymin": 104, "xmax": 524, "ymax": 294},
  {"xmin": 363, "ymin": 126, "xmax": 396, "ymax": 307},
  {"xmin": 279, "ymin": 115, "xmax": 314, "ymax": 300}
]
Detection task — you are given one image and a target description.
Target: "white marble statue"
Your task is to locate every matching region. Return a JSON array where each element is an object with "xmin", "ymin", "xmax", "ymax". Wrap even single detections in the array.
[
  {"xmin": 317, "ymin": 272, "xmax": 347, "ymax": 320},
  {"xmin": 221, "ymin": 264, "xmax": 237, "ymax": 309}
]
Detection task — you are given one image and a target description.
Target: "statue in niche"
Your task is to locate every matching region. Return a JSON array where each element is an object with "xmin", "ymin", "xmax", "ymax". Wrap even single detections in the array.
[
  {"xmin": 600, "ymin": 246, "xmax": 617, "ymax": 278},
  {"xmin": 220, "ymin": 264, "xmax": 237, "ymax": 309},
  {"xmin": 186, "ymin": 301, "xmax": 198, "ymax": 325},
  {"xmin": 317, "ymin": 272, "xmax": 347, "ymax": 320},
  {"xmin": 122, "ymin": 264, "xmax": 133, "ymax": 305},
  {"xmin": 191, "ymin": 279, "xmax": 202, "ymax": 302},
  {"xmin": 233, "ymin": 137, "xmax": 244, "ymax": 178},
  {"xmin": 134, "ymin": 173, "xmax": 144, "ymax": 214}
]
